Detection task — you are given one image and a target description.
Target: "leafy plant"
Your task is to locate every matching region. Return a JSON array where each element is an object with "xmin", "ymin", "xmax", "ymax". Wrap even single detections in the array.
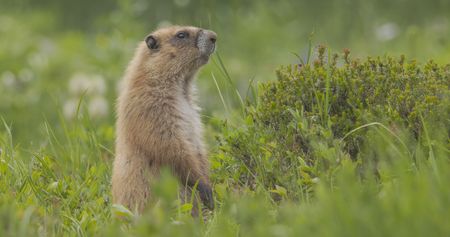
[{"xmin": 213, "ymin": 47, "xmax": 450, "ymax": 201}]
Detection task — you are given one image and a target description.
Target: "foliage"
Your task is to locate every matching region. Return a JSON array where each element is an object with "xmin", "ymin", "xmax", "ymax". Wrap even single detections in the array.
[
  {"xmin": 1, "ymin": 48, "xmax": 449, "ymax": 235},
  {"xmin": 1, "ymin": 115, "xmax": 449, "ymax": 236},
  {"xmin": 213, "ymin": 49, "xmax": 450, "ymax": 201},
  {"xmin": 1, "ymin": 0, "xmax": 450, "ymax": 143},
  {"xmin": 1, "ymin": 0, "xmax": 450, "ymax": 236}
]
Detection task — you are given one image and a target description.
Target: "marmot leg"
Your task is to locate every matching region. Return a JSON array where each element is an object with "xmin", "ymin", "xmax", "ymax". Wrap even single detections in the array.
[{"xmin": 112, "ymin": 154, "xmax": 150, "ymax": 213}]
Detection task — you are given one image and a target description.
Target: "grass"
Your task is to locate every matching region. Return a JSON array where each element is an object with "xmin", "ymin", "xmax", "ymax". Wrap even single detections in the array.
[
  {"xmin": 1, "ymin": 1, "xmax": 449, "ymax": 236},
  {"xmin": 1, "ymin": 51, "xmax": 449, "ymax": 236},
  {"xmin": 1, "ymin": 113, "xmax": 449, "ymax": 236}
]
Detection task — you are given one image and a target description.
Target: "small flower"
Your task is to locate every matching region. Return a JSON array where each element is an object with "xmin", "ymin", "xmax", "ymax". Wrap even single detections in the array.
[
  {"xmin": 68, "ymin": 73, "xmax": 92, "ymax": 95},
  {"xmin": 88, "ymin": 96, "xmax": 109, "ymax": 119},
  {"xmin": 68, "ymin": 73, "xmax": 107, "ymax": 95},
  {"xmin": 375, "ymin": 22, "xmax": 399, "ymax": 41},
  {"xmin": 39, "ymin": 38, "xmax": 56, "ymax": 55},
  {"xmin": 91, "ymin": 75, "xmax": 107, "ymax": 95},
  {"xmin": 312, "ymin": 177, "xmax": 320, "ymax": 184},
  {"xmin": 28, "ymin": 52, "xmax": 49, "ymax": 69},
  {"xmin": 1, "ymin": 71, "xmax": 16, "ymax": 88},
  {"xmin": 63, "ymin": 98, "xmax": 79, "ymax": 119}
]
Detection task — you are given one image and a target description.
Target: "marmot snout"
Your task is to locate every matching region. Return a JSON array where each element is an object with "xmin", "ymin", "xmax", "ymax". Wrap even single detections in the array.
[
  {"xmin": 112, "ymin": 26, "xmax": 217, "ymax": 215},
  {"xmin": 196, "ymin": 30, "xmax": 217, "ymax": 55}
]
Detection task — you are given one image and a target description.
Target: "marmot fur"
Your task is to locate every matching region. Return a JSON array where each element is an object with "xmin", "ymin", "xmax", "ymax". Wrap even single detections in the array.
[{"xmin": 111, "ymin": 26, "xmax": 217, "ymax": 214}]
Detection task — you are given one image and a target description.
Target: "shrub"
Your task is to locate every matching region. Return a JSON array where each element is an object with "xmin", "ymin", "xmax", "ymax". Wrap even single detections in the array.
[{"xmin": 212, "ymin": 47, "xmax": 450, "ymax": 200}]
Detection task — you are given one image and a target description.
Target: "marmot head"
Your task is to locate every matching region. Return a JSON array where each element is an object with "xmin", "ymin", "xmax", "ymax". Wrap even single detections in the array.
[{"xmin": 139, "ymin": 26, "xmax": 217, "ymax": 79}]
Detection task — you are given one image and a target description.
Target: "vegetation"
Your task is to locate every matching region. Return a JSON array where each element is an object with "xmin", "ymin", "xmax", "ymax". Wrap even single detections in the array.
[
  {"xmin": 1, "ymin": 50, "xmax": 449, "ymax": 236},
  {"xmin": 1, "ymin": 0, "xmax": 449, "ymax": 236},
  {"xmin": 214, "ymin": 48, "xmax": 449, "ymax": 200}
]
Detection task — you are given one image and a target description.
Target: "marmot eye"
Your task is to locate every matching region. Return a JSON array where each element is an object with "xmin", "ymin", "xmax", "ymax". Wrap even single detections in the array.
[{"xmin": 176, "ymin": 32, "xmax": 188, "ymax": 39}]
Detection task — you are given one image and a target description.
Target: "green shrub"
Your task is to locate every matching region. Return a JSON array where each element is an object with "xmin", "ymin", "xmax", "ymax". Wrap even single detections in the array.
[{"xmin": 212, "ymin": 47, "xmax": 450, "ymax": 200}]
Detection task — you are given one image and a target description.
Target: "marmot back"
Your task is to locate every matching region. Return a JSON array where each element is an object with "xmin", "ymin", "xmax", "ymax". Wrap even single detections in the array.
[{"xmin": 112, "ymin": 26, "xmax": 217, "ymax": 214}]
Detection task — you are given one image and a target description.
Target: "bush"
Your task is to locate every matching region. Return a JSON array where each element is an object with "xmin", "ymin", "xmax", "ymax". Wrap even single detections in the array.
[{"xmin": 212, "ymin": 47, "xmax": 450, "ymax": 200}]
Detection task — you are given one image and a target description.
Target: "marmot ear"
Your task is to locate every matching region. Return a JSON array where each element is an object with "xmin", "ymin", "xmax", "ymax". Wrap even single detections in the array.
[{"xmin": 145, "ymin": 35, "xmax": 158, "ymax": 49}]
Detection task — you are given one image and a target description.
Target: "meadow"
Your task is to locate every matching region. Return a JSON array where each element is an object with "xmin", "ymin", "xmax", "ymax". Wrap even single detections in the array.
[{"xmin": 0, "ymin": 0, "xmax": 449, "ymax": 236}]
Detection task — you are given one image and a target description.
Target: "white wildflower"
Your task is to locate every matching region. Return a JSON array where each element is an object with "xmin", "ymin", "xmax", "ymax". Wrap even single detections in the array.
[
  {"xmin": 88, "ymin": 96, "xmax": 109, "ymax": 119},
  {"xmin": 27, "ymin": 39, "xmax": 54, "ymax": 69},
  {"xmin": 69, "ymin": 73, "xmax": 92, "ymax": 95},
  {"xmin": 312, "ymin": 177, "xmax": 320, "ymax": 184},
  {"xmin": 69, "ymin": 73, "xmax": 107, "ymax": 95},
  {"xmin": 1, "ymin": 71, "xmax": 16, "ymax": 88},
  {"xmin": 375, "ymin": 22, "xmax": 399, "ymax": 41},
  {"xmin": 39, "ymin": 38, "xmax": 56, "ymax": 55},
  {"xmin": 91, "ymin": 75, "xmax": 107, "ymax": 95},
  {"xmin": 28, "ymin": 52, "xmax": 48, "ymax": 69},
  {"xmin": 63, "ymin": 98, "xmax": 80, "ymax": 119}
]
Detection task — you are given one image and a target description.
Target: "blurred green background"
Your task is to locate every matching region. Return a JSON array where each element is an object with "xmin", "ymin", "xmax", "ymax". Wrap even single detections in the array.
[{"xmin": 1, "ymin": 0, "xmax": 449, "ymax": 145}]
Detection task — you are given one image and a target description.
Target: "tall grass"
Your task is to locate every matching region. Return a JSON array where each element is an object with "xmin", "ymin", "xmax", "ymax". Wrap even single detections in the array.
[
  {"xmin": 2, "ymin": 115, "xmax": 448, "ymax": 236},
  {"xmin": 0, "ymin": 1, "xmax": 449, "ymax": 235}
]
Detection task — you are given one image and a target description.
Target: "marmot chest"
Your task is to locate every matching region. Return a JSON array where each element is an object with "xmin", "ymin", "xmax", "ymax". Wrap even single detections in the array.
[{"xmin": 175, "ymin": 97, "xmax": 202, "ymax": 139}]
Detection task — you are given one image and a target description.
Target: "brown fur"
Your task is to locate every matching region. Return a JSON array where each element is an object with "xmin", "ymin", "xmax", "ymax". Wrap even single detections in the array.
[{"xmin": 111, "ymin": 26, "xmax": 217, "ymax": 214}]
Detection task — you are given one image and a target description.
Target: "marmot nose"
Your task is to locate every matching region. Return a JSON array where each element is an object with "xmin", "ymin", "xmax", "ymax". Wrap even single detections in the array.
[
  {"xmin": 206, "ymin": 30, "xmax": 217, "ymax": 43},
  {"xmin": 197, "ymin": 29, "xmax": 217, "ymax": 55}
]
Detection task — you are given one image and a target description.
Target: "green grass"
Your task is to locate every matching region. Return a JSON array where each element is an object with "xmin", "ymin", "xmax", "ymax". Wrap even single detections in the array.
[
  {"xmin": 1, "ymin": 1, "xmax": 450, "ymax": 236},
  {"xmin": 1, "ymin": 53, "xmax": 449, "ymax": 236},
  {"xmin": 1, "ymin": 112, "xmax": 449, "ymax": 236}
]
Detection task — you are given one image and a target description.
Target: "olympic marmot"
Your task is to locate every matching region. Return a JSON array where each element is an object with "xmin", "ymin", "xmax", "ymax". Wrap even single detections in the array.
[{"xmin": 112, "ymin": 26, "xmax": 217, "ymax": 214}]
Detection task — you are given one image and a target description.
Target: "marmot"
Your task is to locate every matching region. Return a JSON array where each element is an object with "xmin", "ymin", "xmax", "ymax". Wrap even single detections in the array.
[{"xmin": 112, "ymin": 26, "xmax": 217, "ymax": 214}]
